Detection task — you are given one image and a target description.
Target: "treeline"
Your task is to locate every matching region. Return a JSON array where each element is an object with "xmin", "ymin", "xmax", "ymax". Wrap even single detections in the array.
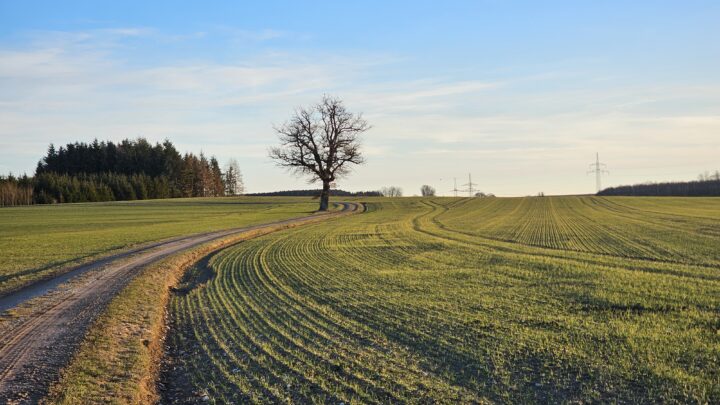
[
  {"xmin": 0, "ymin": 175, "xmax": 33, "ymax": 207},
  {"xmin": 33, "ymin": 173, "xmax": 177, "ymax": 204},
  {"xmin": 598, "ymin": 177, "xmax": 720, "ymax": 197},
  {"xmin": 39, "ymin": 138, "xmax": 182, "ymax": 177},
  {"xmin": 1, "ymin": 138, "xmax": 244, "ymax": 206},
  {"xmin": 248, "ymin": 189, "xmax": 382, "ymax": 197}
]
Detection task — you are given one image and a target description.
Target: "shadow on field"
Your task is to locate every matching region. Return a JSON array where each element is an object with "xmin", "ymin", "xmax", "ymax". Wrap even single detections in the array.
[{"xmin": 170, "ymin": 255, "xmax": 216, "ymax": 297}]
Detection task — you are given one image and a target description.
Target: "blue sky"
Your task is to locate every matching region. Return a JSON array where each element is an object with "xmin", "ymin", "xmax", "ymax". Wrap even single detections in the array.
[{"xmin": 1, "ymin": 1, "xmax": 719, "ymax": 195}]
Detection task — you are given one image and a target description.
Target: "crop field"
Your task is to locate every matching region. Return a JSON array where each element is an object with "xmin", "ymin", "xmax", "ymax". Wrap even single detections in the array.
[
  {"xmin": 163, "ymin": 196, "xmax": 720, "ymax": 404},
  {"xmin": 0, "ymin": 197, "xmax": 317, "ymax": 295}
]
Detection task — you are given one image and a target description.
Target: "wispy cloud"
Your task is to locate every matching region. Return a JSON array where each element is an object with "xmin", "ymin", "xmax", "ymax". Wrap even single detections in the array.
[
  {"xmin": 1, "ymin": 27, "xmax": 719, "ymax": 195},
  {"xmin": 218, "ymin": 27, "xmax": 289, "ymax": 41}
]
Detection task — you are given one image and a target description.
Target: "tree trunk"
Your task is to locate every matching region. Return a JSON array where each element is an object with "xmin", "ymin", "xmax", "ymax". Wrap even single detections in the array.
[{"xmin": 319, "ymin": 180, "xmax": 330, "ymax": 211}]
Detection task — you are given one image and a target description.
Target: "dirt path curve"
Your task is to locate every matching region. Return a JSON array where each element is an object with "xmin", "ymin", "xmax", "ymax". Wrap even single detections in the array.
[{"xmin": 0, "ymin": 202, "xmax": 361, "ymax": 404}]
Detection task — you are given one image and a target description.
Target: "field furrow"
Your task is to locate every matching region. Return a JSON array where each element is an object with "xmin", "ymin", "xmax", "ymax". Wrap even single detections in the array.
[{"xmin": 162, "ymin": 197, "xmax": 720, "ymax": 404}]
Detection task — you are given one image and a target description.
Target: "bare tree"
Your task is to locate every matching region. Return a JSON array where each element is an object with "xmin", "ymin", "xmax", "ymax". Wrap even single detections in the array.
[
  {"xmin": 420, "ymin": 185, "xmax": 436, "ymax": 197},
  {"xmin": 699, "ymin": 170, "xmax": 720, "ymax": 181},
  {"xmin": 381, "ymin": 186, "xmax": 403, "ymax": 197},
  {"xmin": 270, "ymin": 96, "xmax": 369, "ymax": 211},
  {"xmin": 236, "ymin": 168, "xmax": 245, "ymax": 195},
  {"xmin": 224, "ymin": 159, "xmax": 244, "ymax": 195}
]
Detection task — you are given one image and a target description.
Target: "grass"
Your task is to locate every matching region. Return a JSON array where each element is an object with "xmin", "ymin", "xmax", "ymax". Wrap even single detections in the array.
[
  {"xmin": 0, "ymin": 197, "xmax": 317, "ymax": 295},
  {"xmin": 165, "ymin": 196, "xmax": 720, "ymax": 404},
  {"xmin": 45, "ymin": 204, "xmax": 356, "ymax": 404}
]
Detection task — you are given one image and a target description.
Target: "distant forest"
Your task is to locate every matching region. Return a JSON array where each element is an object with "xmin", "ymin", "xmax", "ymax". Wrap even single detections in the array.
[
  {"xmin": 0, "ymin": 138, "xmax": 243, "ymax": 206},
  {"xmin": 248, "ymin": 189, "xmax": 382, "ymax": 197},
  {"xmin": 598, "ymin": 173, "xmax": 720, "ymax": 197}
]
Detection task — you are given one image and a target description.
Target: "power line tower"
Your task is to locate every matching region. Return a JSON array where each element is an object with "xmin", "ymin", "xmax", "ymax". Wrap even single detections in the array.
[
  {"xmin": 461, "ymin": 173, "xmax": 478, "ymax": 197},
  {"xmin": 450, "ymin": 177, "xmax": 459, "ymax": 197},
  {"xmin": 587, "ymin": 152, "xmax": 609, "ymax": 192}
]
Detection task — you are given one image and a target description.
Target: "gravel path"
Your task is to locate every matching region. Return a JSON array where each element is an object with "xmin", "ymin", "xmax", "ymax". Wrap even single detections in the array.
[{"xmin": 0, "ymin": 202, "xmax": 360, "ymax": 404}]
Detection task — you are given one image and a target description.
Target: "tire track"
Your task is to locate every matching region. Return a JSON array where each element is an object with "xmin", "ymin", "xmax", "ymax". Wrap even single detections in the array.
[{"xmin": 0, "ymin": 202, "xmax": 360, "ymax": 404}]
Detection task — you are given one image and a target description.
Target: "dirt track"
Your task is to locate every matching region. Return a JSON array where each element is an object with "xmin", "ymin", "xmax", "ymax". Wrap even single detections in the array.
[{"xmin": 0, "ymin": 202, "xmax": 360, "ymax": 404}]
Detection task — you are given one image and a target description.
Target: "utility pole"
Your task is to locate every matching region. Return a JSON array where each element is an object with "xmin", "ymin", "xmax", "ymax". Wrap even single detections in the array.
[
  {"xmin": 587, "ymin": 152, "xmax": 609, "ymax": 193},
  {"xmin": 462, "ymin": 173, "xmax": 478, "ymax": 197}
]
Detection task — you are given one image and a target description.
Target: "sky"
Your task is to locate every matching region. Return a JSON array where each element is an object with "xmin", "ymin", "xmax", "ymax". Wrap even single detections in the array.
[{"xmin": 1, "ymin": 1, "xmax": 719, "ymax": 196}]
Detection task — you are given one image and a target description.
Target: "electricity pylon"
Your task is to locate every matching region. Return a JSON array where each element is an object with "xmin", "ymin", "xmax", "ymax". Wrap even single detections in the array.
[
  {"xmin": 450, "ymin": 177, "xmax": 459, "ymax": 197},
  {"xmin": 461, "ymin": 173, "xmax": 478, "ymax": 197},
  {"xmin": 587, "ymin": 152, "xmax": 609, "ymax": 193}
]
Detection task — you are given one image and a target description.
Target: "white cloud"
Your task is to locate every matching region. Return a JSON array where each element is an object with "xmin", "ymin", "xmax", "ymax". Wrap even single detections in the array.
[{"xmin": 0, "ymin": 28, "xmax": 719, "ymax": 195}]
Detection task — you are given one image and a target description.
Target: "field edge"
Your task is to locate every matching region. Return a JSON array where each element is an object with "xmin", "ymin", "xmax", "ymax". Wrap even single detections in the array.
[{"xmin": 44, "ymin": 204, "xmax": 362, "ymax": 404}]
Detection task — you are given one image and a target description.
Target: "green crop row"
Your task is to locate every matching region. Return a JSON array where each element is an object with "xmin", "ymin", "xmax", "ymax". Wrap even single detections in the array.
[{"xmin": 165, "ymin": 197, "xmax": 720, "ymax": 404}]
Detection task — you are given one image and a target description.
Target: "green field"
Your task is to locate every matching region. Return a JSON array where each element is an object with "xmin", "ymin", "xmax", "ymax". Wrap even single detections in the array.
[
  {"xmin": 0, "ymin": 197, "xmax": 317, "ymax": 295},
  {"xmin": 165, "ymin": 196, "xmax": 720, "ymax": 403}
]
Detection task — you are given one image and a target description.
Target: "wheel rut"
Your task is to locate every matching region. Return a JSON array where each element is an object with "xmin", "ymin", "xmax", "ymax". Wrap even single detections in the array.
[{"xmin": 0, "ymin": 202, "xmax": 360, "ymax": 404}]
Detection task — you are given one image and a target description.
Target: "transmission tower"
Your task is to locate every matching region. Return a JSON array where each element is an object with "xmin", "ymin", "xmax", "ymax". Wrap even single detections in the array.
[
  {"xmin": 450, "ymin": 177, "xmax": 459, "ymax": 197},
  {"xmin": 461, "ymin": 173, "xmax": 478, "ymax": 197},
  {"xmin": 587, "ymin": 152, "xmax": 609, "ymax": 192}
]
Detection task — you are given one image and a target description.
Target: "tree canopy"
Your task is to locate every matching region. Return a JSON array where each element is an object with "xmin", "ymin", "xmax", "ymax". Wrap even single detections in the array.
[
  {"xmin": 1, "ymin": 138, "xmax": 241, "ymax": 205},
  {"xmin": 270, "ymin": 96, "xmax": 369, "ymax": 211}
]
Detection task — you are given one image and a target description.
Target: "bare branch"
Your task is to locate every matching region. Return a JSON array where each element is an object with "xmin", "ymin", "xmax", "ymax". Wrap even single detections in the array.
[{"xmin": 269, "ymin": 96, "xmax": 369, "ymax": 182}]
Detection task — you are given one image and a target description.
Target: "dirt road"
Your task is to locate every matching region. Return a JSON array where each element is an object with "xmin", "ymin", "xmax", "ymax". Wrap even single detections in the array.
[{"xmin": 0, "ymin": 202, "xmax": 360, "ymax": 403}]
